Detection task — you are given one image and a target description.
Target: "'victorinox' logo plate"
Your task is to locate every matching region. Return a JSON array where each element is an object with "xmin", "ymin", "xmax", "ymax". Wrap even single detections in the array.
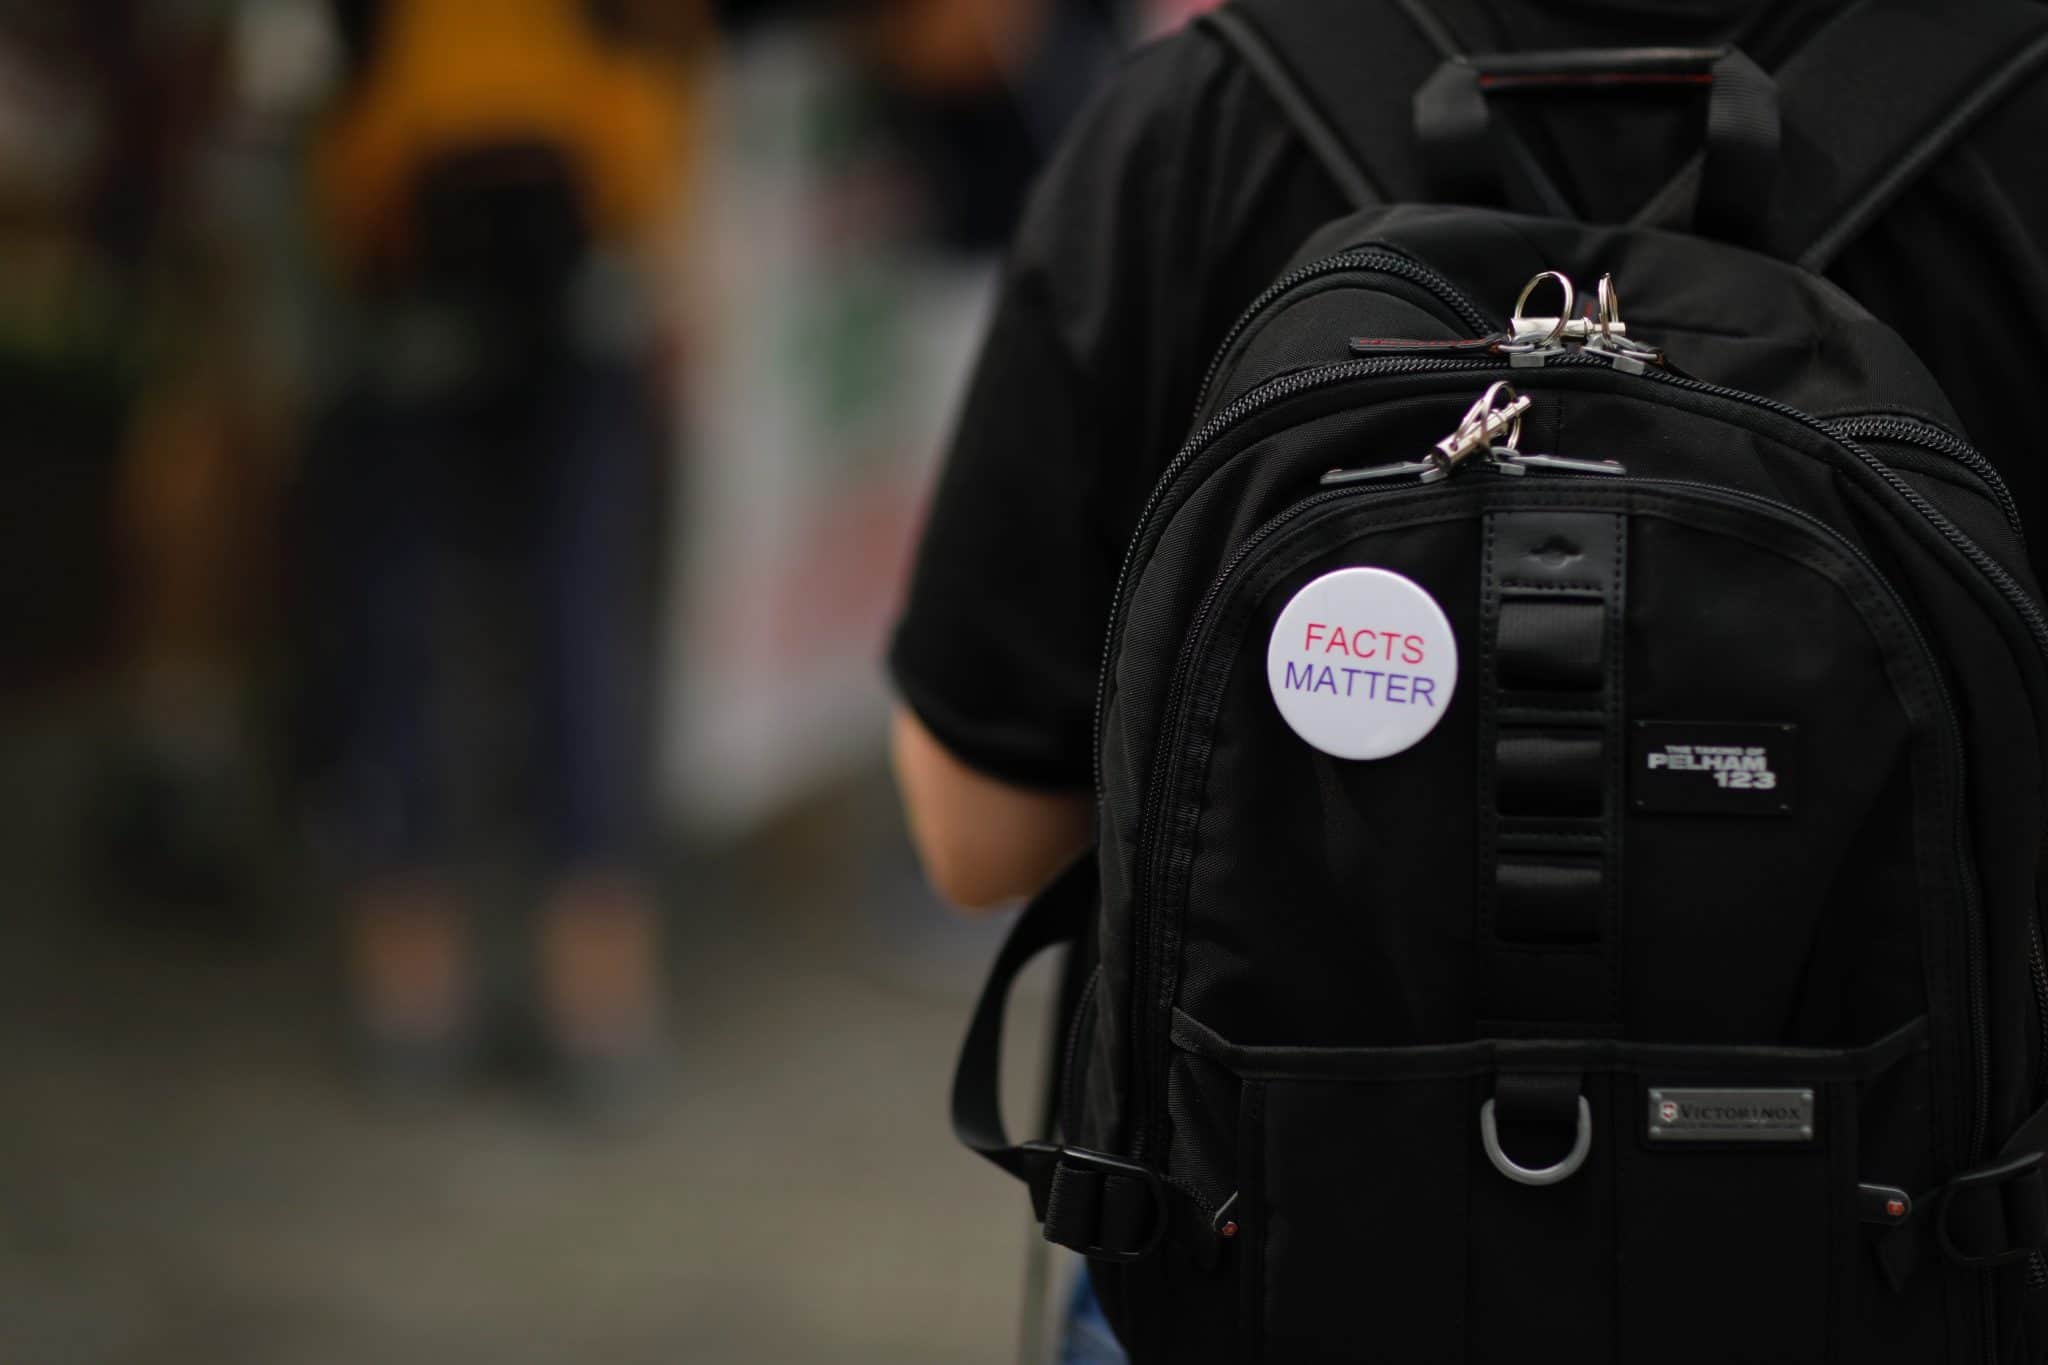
[{"xmin": 1646, "ymin": 1087, "xmax": 1816, "ymax": 1143}]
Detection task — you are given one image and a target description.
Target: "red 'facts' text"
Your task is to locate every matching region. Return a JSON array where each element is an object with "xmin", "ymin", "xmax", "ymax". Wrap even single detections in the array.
[{"xmin": 1302, "ymin": 622, "xmax": 1426, "ymax": 665}]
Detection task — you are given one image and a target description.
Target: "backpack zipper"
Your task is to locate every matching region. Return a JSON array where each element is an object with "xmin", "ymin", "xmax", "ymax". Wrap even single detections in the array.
[
  {"xmin": 1190, "ymin": 249, "xmax": 1496, "ymax": 419},
  {"xmin": 1119, "ymin": 365, "xmax": 2048, "ymax": 1153},
  {"xmin": 1619, "ymin": 477, "xmax": 1986, "ymax": 1158},
  {"xmin": 1105, "ymin": 350, "xmax": 2048, "ymax": 1170},
  {"xmin": 1644, "ymin": 370, "xmax": 2048, "ymax": 667},
  {"xmin": 1826, "ymin": 413, "xmax": 2048, "ymax": 1140},
  {"xmin": 1096, "ymin": 354, "xmax": 1510, "ymax": 795},
  {"xmin": 2034, "ymin": 912, "xmax": 2048, "ymax": 1107},
  {"xmin": 1127, "ymin": 476, "xmax": 1446, "ymax": 1167},
  {"xmin": 1097, "ymin": 357, "xmax": 1510, "ymax": 1165},
  {"xmin": 1129, "ymin": 469, "xmax": 1985, "ymax": 1164},
  {"xmin": 1100, "ymin": 353, "xmax": 2048, "ymax": 804},
  {"xmin": 1822, "ymin": 414, "xmax": 2026, "ymax": 553}
]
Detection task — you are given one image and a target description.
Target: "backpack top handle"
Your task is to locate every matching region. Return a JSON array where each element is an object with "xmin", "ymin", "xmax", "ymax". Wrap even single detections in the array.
[
  {"xmin": 1412, "ymin": 45, "xmax": 1781, "ymax": 246},
  {"xmin": 1216, "ymin": 0, "xmax": 2048, "ymax": 273}
]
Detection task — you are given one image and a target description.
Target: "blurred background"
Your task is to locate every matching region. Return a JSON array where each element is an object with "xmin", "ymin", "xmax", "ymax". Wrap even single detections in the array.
[{"xmin": 0, "ymin": 0, "xmax": 1203, "ymax": 1359}]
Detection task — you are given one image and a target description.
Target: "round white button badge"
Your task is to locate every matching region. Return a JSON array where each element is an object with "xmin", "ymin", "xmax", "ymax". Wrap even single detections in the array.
[{"xmin": 1266, "ymin": 567, "xmax": 1458, "ymax": 760}]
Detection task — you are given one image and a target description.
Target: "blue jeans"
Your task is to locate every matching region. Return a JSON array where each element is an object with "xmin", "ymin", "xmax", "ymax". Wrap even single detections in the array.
[
  {"xmin": 312, "ymin": 341, "xmax": 654, "ymax": 876},
  {"xmin": 1060, "ymin": 1269, "xmax": 1128, "ymax": 1365}
]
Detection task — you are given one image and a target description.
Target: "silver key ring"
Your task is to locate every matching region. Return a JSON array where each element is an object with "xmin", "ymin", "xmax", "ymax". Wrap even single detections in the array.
[
  {"xmin": 1426, "ymin": 380, "xmax": 1530, "ymax": 480},
  {"xmin": 1507, "ymin": 270, "xmax": 1576, "ymax": 348},
  {"xmin": 1595, "ymin": 273, "xmax": 1620, "ymax": 341},
  {"xmin": 1480, "ymin": 1096, "xmax": 1593, "ymax": 1187},
  {"xmin": 1460, "ymin": 379, "xmax": 1527, "ymax": 454}
]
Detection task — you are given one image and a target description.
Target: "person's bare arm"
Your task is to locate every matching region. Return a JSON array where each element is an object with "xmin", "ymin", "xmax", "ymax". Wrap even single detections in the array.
[{"xmin": 890, "ymin": 705, "xmax": 1092, "ymax": 911}]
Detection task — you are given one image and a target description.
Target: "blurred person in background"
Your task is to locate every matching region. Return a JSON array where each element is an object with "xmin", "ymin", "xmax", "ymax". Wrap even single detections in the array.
[
  {"xmin": 0, "ymin": 2, "xmax": 296, "ymax": 929},
  {"xmin": 305, "ymin": 0, "xmax": 703, "ymax": 1101}
]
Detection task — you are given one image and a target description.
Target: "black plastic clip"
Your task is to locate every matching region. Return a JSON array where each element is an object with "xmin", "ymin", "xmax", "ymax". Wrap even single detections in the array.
[
  {"xmin": 1023, "ymin": 1143, "xmax": 1168, "ymax": 1262},
  {"xmin": 1936, "ymin": 1152, "xmax": 2048, "ymax": 1268}
]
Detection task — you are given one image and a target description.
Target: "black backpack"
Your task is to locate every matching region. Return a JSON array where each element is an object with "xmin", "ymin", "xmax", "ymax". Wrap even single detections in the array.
[{"xmin": 951, "ymin": 1, "xmax": 2048, "ymax": 1359}]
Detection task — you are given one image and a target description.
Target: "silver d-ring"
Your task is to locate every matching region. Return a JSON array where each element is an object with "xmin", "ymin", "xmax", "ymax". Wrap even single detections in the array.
[
  {"xmin": 1480, "ymin": 1096, "xmax": 1592, "ymax": 1187},
  {"xmin": 1509, "ymin": 270, "xmax": 1575, "ymax": 347}
]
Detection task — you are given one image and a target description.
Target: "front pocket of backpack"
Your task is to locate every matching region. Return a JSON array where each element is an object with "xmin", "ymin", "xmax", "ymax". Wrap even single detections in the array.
[
  {"xmin": 1177, "ymin": 1014, "xmax": 1928, "ymax": 1365},
  {"xmin": 1232, "ymin": 1048, "xmax": 1476, "ymax": 1364},
  {"xmin": 1608, "ymin": 1055, "xmax": 1857, "ymax": 1365}
]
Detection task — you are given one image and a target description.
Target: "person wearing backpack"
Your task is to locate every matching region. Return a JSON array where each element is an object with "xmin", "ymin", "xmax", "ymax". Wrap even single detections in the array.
[{"xmin": 891, "ymin": 0, "xmax": 2048, "ymax": 1359}]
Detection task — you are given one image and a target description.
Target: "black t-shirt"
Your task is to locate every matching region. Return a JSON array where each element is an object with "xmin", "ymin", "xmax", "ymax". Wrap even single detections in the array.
[{"xmin": 889, "ymin": 0, "xmax": 2048, "ymax": 791}]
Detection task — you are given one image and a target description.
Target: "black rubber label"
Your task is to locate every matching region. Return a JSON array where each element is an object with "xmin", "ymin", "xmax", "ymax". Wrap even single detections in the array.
[{"xmin": 1630, "ymin": 721, "xmax": 1795, "ymax": 816}]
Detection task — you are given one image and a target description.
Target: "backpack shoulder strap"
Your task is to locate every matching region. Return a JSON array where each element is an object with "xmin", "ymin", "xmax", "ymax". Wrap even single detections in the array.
[
  {"xmin": 1759, "ymin": 0, "xmax": 2048, "ymax": 271},
  {"xmin": 1201, "ymin": 0, "xmax": 1450, "ymax": 208},
  {"xmin": 1196, "ymin": 5, "xmax": 1385, "ymax": 211}
]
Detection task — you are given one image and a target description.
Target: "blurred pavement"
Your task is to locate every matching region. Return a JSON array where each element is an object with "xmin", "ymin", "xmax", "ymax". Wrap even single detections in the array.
[{"xmin": 0, "ymin": 705, "xmax": 1059, "ymax": 1365}]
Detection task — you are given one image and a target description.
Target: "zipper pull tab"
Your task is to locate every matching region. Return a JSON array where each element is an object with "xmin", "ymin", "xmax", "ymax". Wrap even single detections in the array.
[
  {"xmin": 1320, "ymin": 459, "xmax": 1440, "ymax": 487},
  {"xmin": 1318, "ymin": 381, "xmax": 1531, "ymax": 487},
  {"xmin": 1493, "ymin": 451, "xmax": 1628, "ymax": 477},
  {"xmin": 1501, "ymin": 271, "xmax": 1667, "ymax": 371},
  {"xmin": 1430, "ymin": 381, "xmax": 1532, "ymax": 479},
  {"xmin": 1347, "ymin": 335, "xmax": 1502, "ymax": 358}
]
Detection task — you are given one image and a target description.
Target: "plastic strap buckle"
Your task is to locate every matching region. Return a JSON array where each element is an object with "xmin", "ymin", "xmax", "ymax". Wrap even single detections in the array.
[
  {"xmin": 1936, "ymin": 1151, "xmax": 2048, "ymax": 1268},
  {"xmin": 1022, "ymin": 1143, "xmax": 1168, "ymax": 1262}
]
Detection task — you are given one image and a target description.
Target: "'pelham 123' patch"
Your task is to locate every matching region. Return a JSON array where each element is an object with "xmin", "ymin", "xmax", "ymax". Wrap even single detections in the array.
[{"xmin": 1630, "ymin": 721, "xmax": 1795, "ymax": 816}]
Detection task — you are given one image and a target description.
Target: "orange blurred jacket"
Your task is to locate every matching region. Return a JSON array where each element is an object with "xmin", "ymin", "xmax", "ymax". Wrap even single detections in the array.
[{"xmin": 312, "ymin": 0, "xmax": 698, "ymax": 275}]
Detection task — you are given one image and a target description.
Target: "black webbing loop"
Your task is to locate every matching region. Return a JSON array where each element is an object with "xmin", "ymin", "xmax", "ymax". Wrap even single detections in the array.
[
  {"xmin": 1694, "ymin": 48, "xmax": 1779, "ymax": 246},
  {"xmin": 1496, "ymin": 733, "xmax": 1603, "ymax": 817},
  {"xmin": 1491, "ymin": 1070, "xmax": 1586, "ymax": 1167},
  {"xmin": 951, "ymin": 850, "xmax": 1097, "ymax": 1179},
  {"xmin": 1478, "ymin": 511, "xmax": 1623, "ymax": 1035},
  {"xmin": 948, "ymin": 850, "xmax": 1174, "ymax": 1260},
  {"xmin": 1041, "ymin": 1155, "xmax": 1103, "ymax": 1233},
  {"xmin": 1876, "ymin": 1095, "xmax": 2048, "ymax": 1287},
  {"xmin": 1484, "ymin": 1069, "xmax": 1592, "ymax": 1183},
  {"xmin": 1227, "ymin": 0, "xmax": 2047, "ymax": 265},
  {"xmin": 1034, "ymin": 1146, "xmax": 1168, "ymax": 1261},
  {"xmin": 1497, "ymin": 597, "xmax": 1604, "ymax": 692},
  {"xmin": 1495, "ymin": 1070, "xmax": 1584, "ymax": 1129},
  {"xmin": 1412, "ymin": 46, "xmax": 1779, "ymax": 243},
  {"xmin": 1198, "ymin": 7, "xmax": 1383, "ymax": 211},
  {"xmin": 1494, "ymin": 859, "xmax": 1603, "ymax": 943},
  {"xmin": 1412, "ymin": 60, "xmax": 1503, "ymax": 210},
  {"xmin": 1937, "ymin": 1153, "xmax": 2048, "ymax": 1268}
]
